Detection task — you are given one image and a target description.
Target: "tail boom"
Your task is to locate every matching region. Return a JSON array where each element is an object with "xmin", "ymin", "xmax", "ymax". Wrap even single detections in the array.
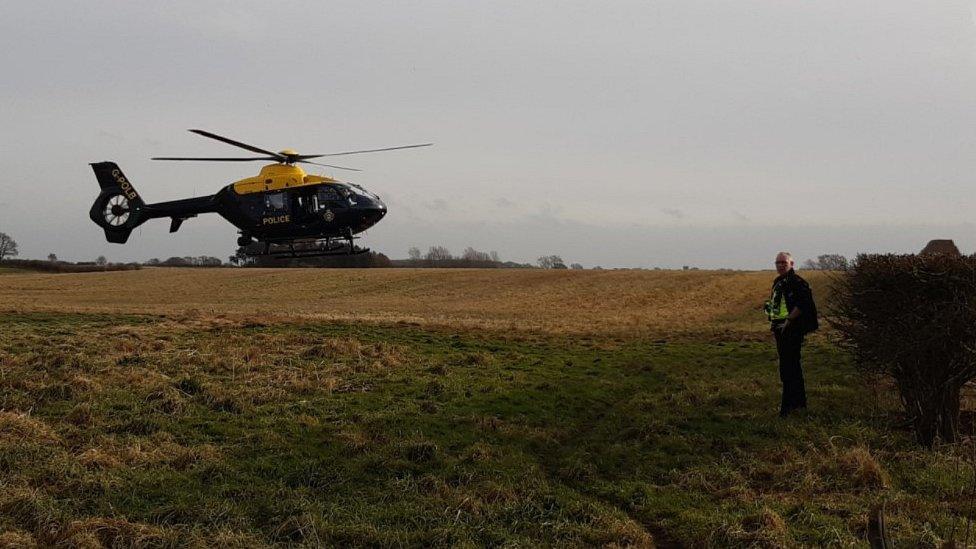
[{"xmin": 89, "ymin": 162, "xmax": 218, "ymax": 243}]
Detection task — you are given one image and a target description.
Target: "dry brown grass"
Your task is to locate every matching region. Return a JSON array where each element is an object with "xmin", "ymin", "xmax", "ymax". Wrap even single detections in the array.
[
  {"xmin": 0, "ymin": 412, "xmax": 60, "ymax": 444},
  {"xmin": 0, "ymin": 315, "xmax": 399, "ymax": 546},
  {"xmin": 0, "ymin": 267, "xmax": 832, "ymax": 336}
]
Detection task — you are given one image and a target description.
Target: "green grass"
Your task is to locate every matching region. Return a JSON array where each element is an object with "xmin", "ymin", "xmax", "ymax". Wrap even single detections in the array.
[{"xmin": 0, "ymin": 313, "xmax": 971, "ymax": 547}]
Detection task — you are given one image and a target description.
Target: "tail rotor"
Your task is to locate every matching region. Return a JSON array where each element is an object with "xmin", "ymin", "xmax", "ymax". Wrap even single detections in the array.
[
  {"xmin": 89, "ymin": 162, "xmax": 147, "ymax": 243},
  {"xmin": 103, "ymin": 195, "xmax": 132, "ymax": 227}
]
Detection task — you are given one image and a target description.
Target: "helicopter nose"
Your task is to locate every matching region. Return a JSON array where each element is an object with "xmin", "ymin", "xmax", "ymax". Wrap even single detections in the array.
[
  {"xmin": 355, "ymin": 199, "xmax": 386, "ymax": 230},
  {"xmin": 368, "ymin": 204, "xmax": 386, "ymax": 225}
]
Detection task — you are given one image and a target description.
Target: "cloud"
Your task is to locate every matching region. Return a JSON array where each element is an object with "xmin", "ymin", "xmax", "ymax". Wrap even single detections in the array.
[
  {"xmin": 661, "ymin": 208, "xmax": 685, "ymax": 220},
  {"xmin": 97, "ymin": 130, "xmax": 125, "ymax": 142},
  {"xmin": 494, "ymin": 197, "xmax": 515, "ymax": 208},
  {"xmin": 732, "ymin": 210, "xmax": 751, "ymax": 222},
  {"xmin": 423, "ymin": 198, "xmax": 449, "ymax": 211},
  {"xmin": 526, "ymin": 202, "xmax": 566, "ymax": 224}
]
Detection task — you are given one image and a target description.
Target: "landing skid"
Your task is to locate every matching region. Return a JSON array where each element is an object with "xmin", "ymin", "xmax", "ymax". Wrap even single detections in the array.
[{"xmin": 243, "ymin": 236, "xmax": 369, "ymax": 258}]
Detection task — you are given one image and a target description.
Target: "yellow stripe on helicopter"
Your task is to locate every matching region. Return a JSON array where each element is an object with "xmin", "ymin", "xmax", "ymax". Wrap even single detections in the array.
[{"xmin": 232, "ymin": 164, "xmax": 338, "ymax": 195}]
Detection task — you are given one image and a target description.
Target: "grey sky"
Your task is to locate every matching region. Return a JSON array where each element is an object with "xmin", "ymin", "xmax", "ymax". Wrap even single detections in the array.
[{"xmin": 1, "ymin": 1, "xmax": 974, "ymax": 269}]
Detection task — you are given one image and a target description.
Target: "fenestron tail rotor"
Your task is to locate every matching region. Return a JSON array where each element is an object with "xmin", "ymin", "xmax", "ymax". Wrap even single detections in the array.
[
  {"xmin": 104, "ymin": 195, "xmax": 130, "ymax": 227},
  {"xmin": 151, "ymin": 129, "xmax": 432, "ymax": 171}
]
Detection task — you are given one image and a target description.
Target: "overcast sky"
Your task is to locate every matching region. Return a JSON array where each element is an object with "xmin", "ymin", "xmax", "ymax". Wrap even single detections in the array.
[{"xmin": 1, "ymin": 1, "xmax": 974, "ymax": 269}]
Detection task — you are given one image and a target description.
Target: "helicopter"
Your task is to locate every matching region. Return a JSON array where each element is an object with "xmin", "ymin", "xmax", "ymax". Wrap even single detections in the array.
[{"xmin": 89, "ymin": 129, "xmax": 431, "ymax": 257}]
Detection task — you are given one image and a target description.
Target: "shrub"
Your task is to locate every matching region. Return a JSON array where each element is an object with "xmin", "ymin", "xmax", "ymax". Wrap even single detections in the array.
[{"xmin": 829, "ymin": 253, "xmax": 976, "ymax": 447}]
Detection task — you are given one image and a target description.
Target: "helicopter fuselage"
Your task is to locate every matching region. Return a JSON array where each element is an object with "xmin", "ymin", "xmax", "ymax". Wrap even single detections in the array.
[
  {"xmin": 214, "ymin": 164, "xmax": 387, "ymax": 242},
  {"xmin": 89, "ymin": 162, "xmax": 387, "ymax": 248}
]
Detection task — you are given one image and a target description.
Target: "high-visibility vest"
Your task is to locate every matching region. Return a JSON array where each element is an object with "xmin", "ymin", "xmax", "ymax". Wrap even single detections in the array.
[{"xmin": 766, "ymin": 281, "xmax": 789, "ymax": 321}]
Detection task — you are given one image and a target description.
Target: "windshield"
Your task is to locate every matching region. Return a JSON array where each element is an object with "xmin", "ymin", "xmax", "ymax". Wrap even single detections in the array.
[
  {"xmin": 331, "ymin": 184, "xmax": 354, "ymax": 199},
  {"xmin": 317, "ymin": 186, "xmax": 340, "ymax": 201},
  {"xmin": 347, "ymin": 183, "xmax": 378, "ymax": 200}
]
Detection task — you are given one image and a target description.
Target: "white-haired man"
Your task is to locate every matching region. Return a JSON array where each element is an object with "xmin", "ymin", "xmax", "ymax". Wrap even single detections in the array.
[{"xmin": 765, "ymin": 252, "xmax": 818, "ymax": 417}]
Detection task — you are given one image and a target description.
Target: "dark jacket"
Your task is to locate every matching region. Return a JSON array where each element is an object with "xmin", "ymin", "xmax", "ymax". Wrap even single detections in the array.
[{"xmin": 771, "ymin": 269, "xmax": 819, "ymax": 333}]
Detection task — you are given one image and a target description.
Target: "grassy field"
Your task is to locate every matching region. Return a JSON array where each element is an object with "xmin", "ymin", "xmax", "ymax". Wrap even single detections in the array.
[{"xmin": 0, "ymin": 269, "xmax": 972, "ymax": 547}]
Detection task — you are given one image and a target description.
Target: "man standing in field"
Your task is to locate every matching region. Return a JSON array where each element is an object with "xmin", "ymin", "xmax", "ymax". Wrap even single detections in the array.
[{"xmin": 766, "ymin": 251, "xmax": 817, "ymax": 417}]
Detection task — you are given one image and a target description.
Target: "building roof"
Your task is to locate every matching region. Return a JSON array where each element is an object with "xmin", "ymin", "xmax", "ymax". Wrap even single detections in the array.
[{"xmin": 919, "ymin": 239, "xmax": 961, "ymax": 257}]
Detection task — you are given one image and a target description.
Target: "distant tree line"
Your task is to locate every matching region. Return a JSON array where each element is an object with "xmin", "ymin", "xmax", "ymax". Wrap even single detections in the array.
[
  {"xmin": 145, "ymin": 256, "xmax": 225, "ymax": 267},
  {"xmin": 231, "ymin": 249, "xmax": 393, "ymax": 268},
  {"xmin": 394, "ymin": 246, "xmax": 541, "ymax": 269},
  {"xmin": 158, "ymin": 246, "xmax": 587, "ymax": 270},
  {"xmin": 0, "ymin": 258, "xmax": 140, "ymax": 273},
  {"xmin": 0, "ymin": 231, "xmax": 141, "ymax": 272}
]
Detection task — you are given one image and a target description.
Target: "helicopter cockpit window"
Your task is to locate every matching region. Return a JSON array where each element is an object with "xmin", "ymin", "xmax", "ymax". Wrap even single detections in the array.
[
  {"xmin": 265, "ymin": 192, "xmax": 287, "ymax": 211},
  {"xmin": 332, "ymin": 184, "xmax": 353, "ymax": 199},
  {"xmin": 317, "ymin": 186, "xmax": 340, "ymax": 202},
  {"xmin": 348, "ymin": 183, "xmax": 377, "ymax": 200}
]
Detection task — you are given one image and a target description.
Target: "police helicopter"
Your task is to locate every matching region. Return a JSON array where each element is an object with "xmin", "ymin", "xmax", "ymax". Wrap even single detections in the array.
[{"xmin": 89, "ymin": 129, "xmax": 431, "ymax": 257}]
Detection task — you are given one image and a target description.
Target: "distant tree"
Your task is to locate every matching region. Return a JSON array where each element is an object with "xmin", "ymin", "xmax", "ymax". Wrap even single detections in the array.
[
  {"xmin": 462, "ymin": 247, "xmax": 492, "ymax": 262},
  {"xmin": 802, "ymin": 254, "xmax": 849, "ymax": 271},
  {"xmin": 231, "ymin": 248, "xmax": 255, "ymax": 267},
  {"xmin": 96, "ymin": 255, "xmax": 107, "ymax": 266},
  {"xmin": 819, "ymin": 254, "xmax": 848, "ymax": 270},
  {"xmin": 371, "ymin": 252, "xmax": 393, "ymax": 268},
  {"xmin": 0, "ymin": 233, "xmax": 18, "ymax": 261},
  {"xmin": 161, "ymin": 257, "xmax": 190, "ymax": 266},
  {"xmin": 196, "ymin": 256, "xmax": 223, "ymax": 267},
  {"xmin": 229, "ymin": 249, "xmax": 246, "ymax": 267},
  {"xmin": 425, "ymin": 246, "xmax": 452, "ymax": 261},
  {"xmin": 537, "ymin": 255, "xmax": 566, "ymax": 269},
  {"xmin": 145, "ymin": 258, "xmax": 161, "ymax": 266},
  {"xmin": 408, "ymin": 247, "xmax": 422, "ymax": 261},
  {"xmin": 47, "ymin": 253, "xmax": 58, "ymax": 263},
  {"xmin": 570, "ymin": 263, "xmax": 583, "ymax": 270},
  {"xmin": 490, "ymin": 251, "xmax": 500, "ymax": 263}
]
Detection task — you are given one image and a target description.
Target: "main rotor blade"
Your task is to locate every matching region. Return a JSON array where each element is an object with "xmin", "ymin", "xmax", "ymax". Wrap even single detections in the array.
[
  {"xmin": 299, "ymin": 160, "xmax": 362, "ymax": 171},
  {"xmin": 189, "ymin": 129, "xmax": 284, "ymax": 159},
  {"xmin": 152, "ymin": 156, "xmax": 280, "ymax": 162},
  {"xmin": 297, "ymin": 143, "xmax": 433, "ymax": 159}
]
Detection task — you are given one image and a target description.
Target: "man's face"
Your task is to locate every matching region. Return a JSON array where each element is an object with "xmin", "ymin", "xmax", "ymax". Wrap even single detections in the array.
[{"xmin": 775, "ymin": 254, "xmax": 792, "ymax": 275}]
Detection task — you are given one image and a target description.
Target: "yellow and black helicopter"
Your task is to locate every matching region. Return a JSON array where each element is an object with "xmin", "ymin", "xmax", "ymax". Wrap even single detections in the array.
[{"xmin": 89, "ymin": 130, "xmax": 431, "ymax": 257}]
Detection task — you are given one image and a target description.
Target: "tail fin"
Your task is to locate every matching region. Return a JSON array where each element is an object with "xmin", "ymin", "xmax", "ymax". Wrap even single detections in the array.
[{"xmin": 89, "ymin": 162, "xmax": 148, "ymax": 244}]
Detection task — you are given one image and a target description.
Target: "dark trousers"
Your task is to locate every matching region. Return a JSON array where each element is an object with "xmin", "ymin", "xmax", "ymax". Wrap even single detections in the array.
[{"xmin": 773, "ymin": 325, "xmax": 806, "ymax": 414}]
